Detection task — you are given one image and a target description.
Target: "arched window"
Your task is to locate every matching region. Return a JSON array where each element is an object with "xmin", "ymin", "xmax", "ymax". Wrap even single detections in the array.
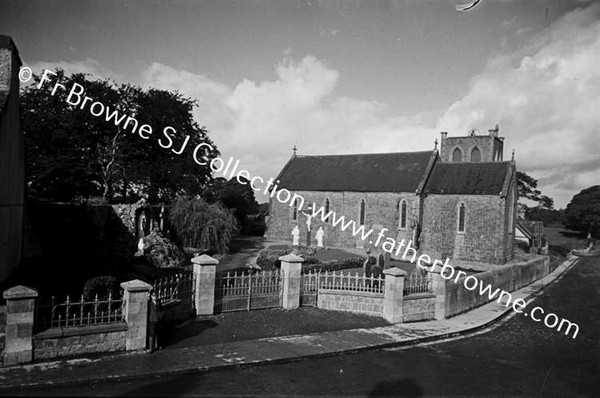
[
  {"xmin": 452, "ymin": 147, "xmax": 463, "ymax": 162},
  {"xmin": 293, "ymin": 199, "xmax": 299, "ymax": 221},
  {"xmin": 399, "ymin": 200, "xmax": 408, "ymax": 229},
  {"xmin": 471, "ymin": 147, "xmax": 481, "ymax": 162},
  {"xmin": 359, "ymin": 199, "xmax": 366, "ymax": 226},
  {"xmin": 325, "ymin": 198, "xmax": 331, "ymax": 223},
  {"xmin": 457, "ymin": 203, "xmax": 466, "ymax": 233}
]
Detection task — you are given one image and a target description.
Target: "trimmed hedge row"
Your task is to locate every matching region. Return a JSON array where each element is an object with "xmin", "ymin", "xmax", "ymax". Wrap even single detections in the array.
[
  {"xmin": 304, "ymin": 257, "xmax": 366, "ymax": 273},
  {"xmin": 256, "ymin": 247, "xmax": 366, "ymax": 273}
]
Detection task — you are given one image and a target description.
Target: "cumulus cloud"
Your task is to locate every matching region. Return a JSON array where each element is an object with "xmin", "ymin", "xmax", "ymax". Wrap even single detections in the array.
[
  {"xmin": 141, "ymin": 56, "xmax": 437, "ymax": 202},
  {"xmin": 437, "ymin": 3, "xmax": 600, "ymax": 207},
  {"xmin": 35, "ymin": 3, "xmax": 597, "ymax": 208}
]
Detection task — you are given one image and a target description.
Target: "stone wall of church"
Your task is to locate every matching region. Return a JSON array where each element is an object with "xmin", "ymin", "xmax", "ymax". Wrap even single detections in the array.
[
  {"xmin": 420, "ymin": 194, "xmax": 511, "ymax": 264},
  {"xmin": 265, "ymin": 190, "xmax": 420, "ymax": 249},
  {"xmin": 503, "ymin": 177, "xmax": 517, "ymax": 258}
]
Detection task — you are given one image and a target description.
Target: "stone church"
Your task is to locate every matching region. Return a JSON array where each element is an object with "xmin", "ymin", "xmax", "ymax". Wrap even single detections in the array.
[{"xmin": 265, "ymin": 126, "xmax": 517, "ymax": 265}]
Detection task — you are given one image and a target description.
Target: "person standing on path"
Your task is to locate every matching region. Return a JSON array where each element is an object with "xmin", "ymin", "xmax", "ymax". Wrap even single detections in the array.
[{"xmin": 148, "ymin": 290, "xmax": 162, "ymax": 352}]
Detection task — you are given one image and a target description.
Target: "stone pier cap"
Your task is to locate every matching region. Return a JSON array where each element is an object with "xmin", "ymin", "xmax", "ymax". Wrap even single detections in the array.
[{"xmin": 3, "ymin": 285, "xmax": 38, "ymax": 299}]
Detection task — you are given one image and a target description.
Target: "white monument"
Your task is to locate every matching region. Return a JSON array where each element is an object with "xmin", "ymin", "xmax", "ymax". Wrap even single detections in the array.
[
  {"xmin": 291, "ymin": 225, "xmax": 300, "ymax": 246},
  {"xmin": 135, "ymin": 237, "xmax": 145, "ymax": 256},
  {"xmin": 316, "ymin": 227, "xmax": 324, "ymax": 247},
  {"xmin": 304, "ymin": 213, "xmax": 312, "ymax": 231}
]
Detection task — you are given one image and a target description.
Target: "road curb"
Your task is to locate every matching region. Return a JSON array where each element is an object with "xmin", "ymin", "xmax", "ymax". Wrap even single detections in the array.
[{"xmin": 0, "ymin": 255, "xmax": 580, "ymax": 389}]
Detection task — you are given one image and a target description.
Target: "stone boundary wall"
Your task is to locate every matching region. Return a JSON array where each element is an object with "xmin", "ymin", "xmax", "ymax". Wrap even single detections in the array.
[
  {"xmin": 33, "ymin": 323, "xmax": 127, "ymax": 360},
  {"xmin": 315, "ymin": 288, "xmax": 436, "ymax": 322},
  {"xmin": 445, "ymin": 256, "xmax": 549, "ymax": 318},
  {"xmin": 317, "ymin": 289, "xmax": 384, "ymax": 316},
  {"xmin": 402, "ymin": 293, "xmax": 436, "ymax": 322}
]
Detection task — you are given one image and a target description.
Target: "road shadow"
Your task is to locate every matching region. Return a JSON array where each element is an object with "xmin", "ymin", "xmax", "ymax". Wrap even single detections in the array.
[
  {"xmin": 368, "ymin": 378, "xmax": 424, "ymax": 397},
  {"xmin": 558, "ymin": 230, "xmax": 583, "ymax": 239},
  {"xmin": 117, "ymin": 372, "xmax": 204, "ymax": 397},
  {"xmin": 161, "ymin": 319, "xmax": 218, "ymax": 348}
]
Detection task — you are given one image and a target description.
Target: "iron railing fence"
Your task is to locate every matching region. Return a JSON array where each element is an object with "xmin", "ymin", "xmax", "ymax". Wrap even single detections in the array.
[
  {"xmin": 314, "ymin": 270, "xmax": 386, "ymax": 295},
  {"xmin": 214, "ymin": 270, "xmax": 282, "ymax": 313},
  {"xmin": 35, "ymin": 293, "xmax": 124, "ymax": 331},
  {"xmin": 300, "ymin": 269, "xmax": 320, "ymax": 306},
  {"xmin": 403, "ymin": 272, "xmax": 433, "ymax": 295},
  {"xmin": 152, "ymin": 270, "xmax": 195, "ymax": 312},
  {"xmin": 300, "ymin": 269, "xmax": 434, "ymax": 306}
]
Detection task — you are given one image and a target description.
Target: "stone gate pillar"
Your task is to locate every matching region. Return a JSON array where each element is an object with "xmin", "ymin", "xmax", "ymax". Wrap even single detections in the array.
[
  {"xmin": 3, "ymin": 285, "xmax": 38, "ymax": 365},
  {"xmin": 120, "ymin": 279, "xmax": 152, "ymax": 351},
  {"xmin": 382, "ymin": 268, "xmax": 406, "ymax": 323},
  {"xmin": 192, "ymin": 254, "xmax": 218, "ymax": 316},
  {"xmin": 280, "ymin": 253, "xmax": 304, "ymax": 310},
  {"xmin": 428, "ymin": 268, "xmax": 446, "ymax": 320}
]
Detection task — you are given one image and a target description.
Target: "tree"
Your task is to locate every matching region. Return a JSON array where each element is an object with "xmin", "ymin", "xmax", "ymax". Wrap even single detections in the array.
[
  {"xmin": 517, "ymin": 171, "xmax": 554, "ymax": 217},
  {"xmin": 204, "ymin": 177, "xmax": 259, "ymax": 224},
  {"xmin": 565, "ymin": 186, "xmax": 600, "ymax": 237},
  {"xmin": 22, "ymin": 70, "xmax": 122, "ymax": 201},
  {"xmin": 168, "ymin": 196, "xmax": 239, "ymax": 253},
  {"xmin": 129, "ymin": 88, "xmax": 218, "ymax": 203},
  {"xmin": 21, "ymin": 69, "xmax": 219, "ymax": 203}
]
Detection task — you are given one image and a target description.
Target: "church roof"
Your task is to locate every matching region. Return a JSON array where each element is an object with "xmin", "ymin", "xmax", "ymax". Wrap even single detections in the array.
[
  {"xmin": 276, "ymin": 151, "xmax": 435, "ymax": 193},
  {"xmin": 424, "ymin": 162, "xmax": 513, "ymax": 195}
]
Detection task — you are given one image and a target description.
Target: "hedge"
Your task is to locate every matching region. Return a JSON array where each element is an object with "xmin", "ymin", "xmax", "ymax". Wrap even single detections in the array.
[
  {"xmin": 304, "ymin": 257, "xmax": 366, "ymax": 273},
  {"xmin": 256, "ymin": 247, "xmax": 366, "ymax": 273}
]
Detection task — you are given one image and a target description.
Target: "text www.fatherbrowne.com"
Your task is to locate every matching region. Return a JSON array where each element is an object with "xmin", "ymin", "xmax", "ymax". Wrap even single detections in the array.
[{"xmin": 307, "ymin": 202, "xmax": 579, "ymax": 339}]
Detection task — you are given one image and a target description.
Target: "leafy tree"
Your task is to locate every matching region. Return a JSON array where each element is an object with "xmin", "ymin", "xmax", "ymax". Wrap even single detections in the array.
[
  {"xmin": 130, "ymin": 88, "xmax": 218, "ymax": 203},
  {"xmin": 565, "ymin": 186, "xmax": 600, "ymax": 237},
  {"xmin": 539, "ymin": 195, "xmax": 554, "ymax": 211},
  {"xmin": 21, "ymin": 69, "xmax": 219, "ymax": 203},
  {"xmin": 22, "ymin": 70, "xmax": 122, "ymax": 201},
  {"xmin": 517, "ymin": 171, "xmax": 554, "ymax": 217},
  {"xmin": 528, "ymin": 207, "xmax": 565, "ymax": 226},
  {"xmin": 205, "ymin": 177, "xmax": 259, "ymax": 223},
  {"xmin": 168, "ymin": 196, "xmax": 239, "ymax": 253}
]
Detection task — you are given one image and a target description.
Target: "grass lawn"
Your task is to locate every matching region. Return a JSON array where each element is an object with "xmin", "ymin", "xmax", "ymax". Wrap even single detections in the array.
[
  {"xmin": 544, "ymin": 224, "xmax": 586, "ymax": 252},
  {"xmin": 163, "ymin": 307, "xmax": 390, "ymax": 349}
]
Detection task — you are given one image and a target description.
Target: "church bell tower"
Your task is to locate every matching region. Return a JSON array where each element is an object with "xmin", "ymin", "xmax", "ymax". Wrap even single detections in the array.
[{"xmin": 439, "ymin": 125, "xmax": 504, "ymax": 163}]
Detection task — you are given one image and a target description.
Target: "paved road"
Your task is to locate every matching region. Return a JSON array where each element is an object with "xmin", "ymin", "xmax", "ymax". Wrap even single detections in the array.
[
  {"xmin": 215, "ymin": 236, "xmax": 266, "ymax": 272},
  {"xmin": 4, "ymin": 257, "xmax": 599, "ymax": 396}
]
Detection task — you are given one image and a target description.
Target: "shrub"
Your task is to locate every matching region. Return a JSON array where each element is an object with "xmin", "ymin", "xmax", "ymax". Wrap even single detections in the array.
[
  {"xmin": 255, "ymin": 247, "xmax": 325, "ymax": 270},
  {"xmin": 168, "ymin": 196, "xmax": 239, "ymax": 254},
  {"xmin": 143, "ymin": 229, "xmax": 186, "ymax": 268},
  {"xmin": 255, "ymin": 245, "xmax": 367, "ymax": 272},
  {"xmin": 83, "ymin": 276, "xmax": 119, "ymax": 301},
  {"xmin": 515, "ymin": 240, "xmax": 530, "ymax": 253},
  {"xmin": 304, "ymin": 257, "xmax": 366, "ymax": 273},
  {"xmin": 256, "ymin": 249, "xmax": 290, "ymax": 270}
]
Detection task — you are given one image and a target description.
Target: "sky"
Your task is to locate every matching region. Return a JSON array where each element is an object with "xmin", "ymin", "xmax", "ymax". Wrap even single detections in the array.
[{"xmin": 1, "ymin": 0, "xmax": 599, "ymax": 208}]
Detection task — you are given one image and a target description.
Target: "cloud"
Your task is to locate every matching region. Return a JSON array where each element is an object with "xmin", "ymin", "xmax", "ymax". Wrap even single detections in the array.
[
  {"xmin": 141, "ymin": 56, "xmax": 437, "ymax": 201},
  {"xmin": 39, "ymin": 2, "xmax": 597, "ymax": 209},
  {"xmin": 437, "ymin": 3, "xmax": 600, "ymax": 207}
]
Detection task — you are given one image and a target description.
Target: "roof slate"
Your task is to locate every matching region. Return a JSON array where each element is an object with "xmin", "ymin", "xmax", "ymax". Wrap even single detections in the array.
[
  {"xmin": 424, "ymin": 162, "xmax": 512, "ymax": 195},
  {"xmin": 276, "ymin": 151, "xmax": 434, "ymax": 193}
]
